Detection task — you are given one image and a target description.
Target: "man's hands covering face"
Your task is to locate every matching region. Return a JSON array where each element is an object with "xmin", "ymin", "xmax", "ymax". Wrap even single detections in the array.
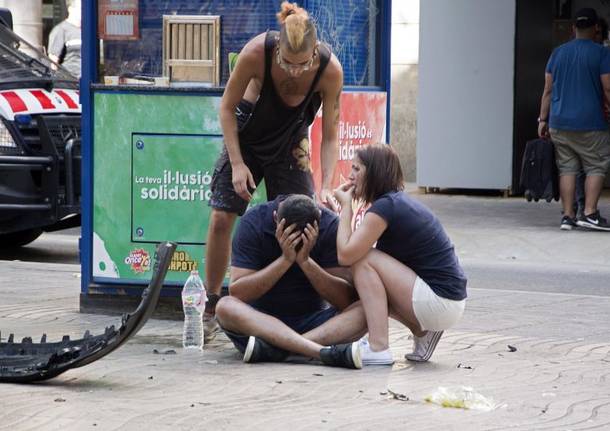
[
  {"xmin": 275, "ymin": 219, "xmax": 319, "ymax": 265},
  {"xmin": 275, "ymin": 219, "xmax": 301, "ymax": 263},
  {"xmin": 295, "ymin": 221, "xmax": 318, "ymax": 265}
]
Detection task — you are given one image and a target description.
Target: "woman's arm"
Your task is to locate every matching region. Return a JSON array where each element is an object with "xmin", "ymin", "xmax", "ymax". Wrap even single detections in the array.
[{"xmin": 336, "ymin": 207, "xmax": 387, "ymax": 266}]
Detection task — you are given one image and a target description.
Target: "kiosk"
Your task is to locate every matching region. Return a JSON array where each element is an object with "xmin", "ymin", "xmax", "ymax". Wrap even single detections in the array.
[{"xmin": 79, "ymin": 1, "xmax": 392, "ymax": 313}]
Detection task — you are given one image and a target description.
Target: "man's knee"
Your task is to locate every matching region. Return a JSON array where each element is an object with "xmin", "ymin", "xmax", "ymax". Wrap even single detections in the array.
[
  {"xmin": 209, "ymin": 209, "xmax": 238, "ymax": 234},
  {"xmin": 215, "ymin": 295, "xmax": 243, "ymax": 327}
]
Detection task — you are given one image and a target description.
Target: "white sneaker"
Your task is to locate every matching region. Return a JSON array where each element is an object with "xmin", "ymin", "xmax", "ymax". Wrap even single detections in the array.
[
  {"xmin": 359, "ymin": 338, "xmax": 394, "ymax": 365},
  {"xmin": 405, "ymin": 330, "xmax": 443, "ymax": 362}
]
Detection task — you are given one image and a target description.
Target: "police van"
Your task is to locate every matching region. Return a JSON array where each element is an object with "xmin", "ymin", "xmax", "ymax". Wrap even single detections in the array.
[{"xmin": 0, "ymin": 9, "xmax": 81, "ymax": 248}]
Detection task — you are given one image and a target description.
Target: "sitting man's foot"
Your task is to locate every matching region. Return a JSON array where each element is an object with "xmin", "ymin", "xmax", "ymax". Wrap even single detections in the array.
[
  {"xmin": 560, "ymin": 215, "xmax": 576, "ymax": 231},
  {"xmin": 359, "ymin": 338, "xmax": 394, "ymax": 366},
  {"xmin": 405, "ymin": 330, "xmax": 444, "ymax": 362},
  {"xmin": 319, "ymin": 342, "xmax": 362, "ymax": 369},
  {"xmin": 576, "ymin": 210, "xmax": 610, "ymax": 231},
  {"xmin": 243, "ymin": 336, "xmax": 289, "ymax": 363},
  {"xmin": 203, "ymin": 313, "xmax": 220, "ymax": 343}
]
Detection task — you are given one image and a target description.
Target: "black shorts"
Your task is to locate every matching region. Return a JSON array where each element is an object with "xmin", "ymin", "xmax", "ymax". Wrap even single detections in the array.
[{"xmin": 209, "ymin": 140, "xmax": 315, "ymax": 216}]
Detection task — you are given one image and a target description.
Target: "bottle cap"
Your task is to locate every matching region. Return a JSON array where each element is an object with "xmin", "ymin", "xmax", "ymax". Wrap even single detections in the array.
[{"xmin": 190, "ymin": 270, "xmax": 199, "ymax": 276}]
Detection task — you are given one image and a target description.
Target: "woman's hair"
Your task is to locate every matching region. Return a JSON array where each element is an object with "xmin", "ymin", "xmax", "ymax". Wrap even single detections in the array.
[
  {"xmin": 356, "ymin": 144, "xmax": 404, "ymax": 204},
  {"xmin": 276, "ymin": 1, "xmax": 317, "ymax": 53}
]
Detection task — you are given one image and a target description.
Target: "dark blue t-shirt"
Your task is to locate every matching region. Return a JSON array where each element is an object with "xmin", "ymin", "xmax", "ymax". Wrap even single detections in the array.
[
  {"xmin": 231, "ymin": 197, "xmax": 339, "ymax": 318},
  {"xmin": 546, "ymin": 39, "xmax": 610, "ymax": 131},
  {"xmin": 367, "ymin": 191, "xmax": 467, "ymax": 301}
]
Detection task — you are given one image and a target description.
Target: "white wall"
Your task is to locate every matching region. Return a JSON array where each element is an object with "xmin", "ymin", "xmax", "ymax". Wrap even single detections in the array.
[
  {"xmin": 392, "ymin": 0, "xmax": 419, "ymax": 65},
  {"xmin": 417, "ymin": 0, "xmax": 515, "ymax": 190},
  {"xmin": 390, "ymin": 0, "xmax": 419, "ymax": 181}
]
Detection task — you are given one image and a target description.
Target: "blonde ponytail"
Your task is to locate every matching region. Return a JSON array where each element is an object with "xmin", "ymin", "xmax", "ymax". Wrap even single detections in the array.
[{"xmin": 276, "ymin": 1, "xmax": 317, "ymax": 53}]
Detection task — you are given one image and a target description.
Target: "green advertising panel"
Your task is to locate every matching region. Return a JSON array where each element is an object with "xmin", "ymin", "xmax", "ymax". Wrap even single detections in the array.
[
  {"xmin": 131, "ymin": 134, "xmax": 221, "ymax": 244},
  {"xmin": 93, "ymin": 91, "xmax": 265, "ymax": 285}
]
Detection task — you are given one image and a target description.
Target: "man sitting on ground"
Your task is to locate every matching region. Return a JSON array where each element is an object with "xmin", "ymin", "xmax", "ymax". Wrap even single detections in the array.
[{"xmin": 215, "ymin": 194, "xmax": 365, "ymax": 369}]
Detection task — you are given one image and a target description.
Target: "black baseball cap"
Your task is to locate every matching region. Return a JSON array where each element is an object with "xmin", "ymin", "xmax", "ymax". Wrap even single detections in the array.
[{"xmin": 574, "ymin": 8, "xmax": 598, "ymax": 29}]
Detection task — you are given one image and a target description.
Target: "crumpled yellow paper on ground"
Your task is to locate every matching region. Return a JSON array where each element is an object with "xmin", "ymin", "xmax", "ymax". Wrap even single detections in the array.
[{"xmin": 425, "ymin": 386, "xmax": 497, "ymax": 411}]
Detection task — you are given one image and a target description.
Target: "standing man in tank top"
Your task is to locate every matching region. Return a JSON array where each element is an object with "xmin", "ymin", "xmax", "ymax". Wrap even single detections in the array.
[{"xmin": 202, "ymin": 1, "xmax": 344, "ymax": 338}]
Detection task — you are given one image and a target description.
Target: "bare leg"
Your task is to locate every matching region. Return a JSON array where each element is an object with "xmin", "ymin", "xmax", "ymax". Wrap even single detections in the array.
[
  {"xmin": 302, "ymin": 301, "xmax": 368, "ymax": 346},
  {"xmin": 351, "ymin": 258, "xmax": 390, "ymax": 351},
  {"xmin": 205, "ymin": 209, "xmax": 238, "ymax": 297},
  {"xmin": 584, "ymin": 174, "xmax": 605, "ymax": 216},
  {"xmin": 559, "ymin": 175, "xmax": 576, "ymax": 218},
  {"xmin": 352, "ymin": 249, "xmax": 423, "ymax": 351},
  {"xmin": 216, "ymin": 296, "xmax": 324, "ymax": 358}
]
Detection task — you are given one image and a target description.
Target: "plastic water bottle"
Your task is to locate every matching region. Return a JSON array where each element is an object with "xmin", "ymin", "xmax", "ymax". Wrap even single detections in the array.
[{"xmin": 182, "ymin": 270, "xmax": 207, "ymax": 350}]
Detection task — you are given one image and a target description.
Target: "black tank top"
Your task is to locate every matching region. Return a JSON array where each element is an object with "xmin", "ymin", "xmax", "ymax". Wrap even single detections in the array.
[{"xmin": 237, "ymin": 30, "xmax": 331, "ymax": 164}]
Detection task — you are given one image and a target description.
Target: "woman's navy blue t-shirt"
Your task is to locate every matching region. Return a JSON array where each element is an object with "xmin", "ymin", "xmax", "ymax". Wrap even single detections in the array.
[{"xmin": 367, "ymin": 191, "xmax": 467, "ymax": 300}]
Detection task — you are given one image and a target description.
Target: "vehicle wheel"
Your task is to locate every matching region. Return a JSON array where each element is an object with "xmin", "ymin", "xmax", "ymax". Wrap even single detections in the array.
[{"xmin": 0, "ymin": 229, "xmax": 43, "ymax": 248}]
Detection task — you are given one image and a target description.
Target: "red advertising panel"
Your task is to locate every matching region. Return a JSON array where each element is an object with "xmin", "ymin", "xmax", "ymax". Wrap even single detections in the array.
[
  {"xmin": 310, "ymin": 92, "xmax": 387, "ymax": 191},
  {"xmin": 309, "ymin": 92, "xmax": 387, "ymax": 228}
]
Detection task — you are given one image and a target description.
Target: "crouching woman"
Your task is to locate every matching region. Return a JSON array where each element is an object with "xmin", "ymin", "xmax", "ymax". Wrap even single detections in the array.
[{"xmin": 333, "ymin": 144, "xmax": 467, "ymax": 365}]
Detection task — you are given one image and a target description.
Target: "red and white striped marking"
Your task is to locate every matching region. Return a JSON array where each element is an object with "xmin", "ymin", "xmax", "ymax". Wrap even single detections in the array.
[{"xmin": 0, "ymin": 88, "xmax": 80, "ymax": 120}]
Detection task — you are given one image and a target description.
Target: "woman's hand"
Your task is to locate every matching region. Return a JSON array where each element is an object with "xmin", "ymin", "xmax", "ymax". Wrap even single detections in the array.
[
  {"xmin": 296, "ymin": 221, "xmax": 319, "ymax": 265},
  {"xmin": 333, "ymin": 182, "xmax": 354, "ymax": 208},
  {"xmin": 275, "ymin": 218, "xmax": 301, "ymax": 263}
]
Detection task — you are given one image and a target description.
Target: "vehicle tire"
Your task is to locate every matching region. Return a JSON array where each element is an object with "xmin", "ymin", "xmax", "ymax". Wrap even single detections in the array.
[{"xmin": 0, "ymin": 229, "xmax": 43, "ymax": 248}]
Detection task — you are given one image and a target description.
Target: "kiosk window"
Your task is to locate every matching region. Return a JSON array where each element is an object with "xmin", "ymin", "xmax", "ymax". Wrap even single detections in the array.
[{"xmin": 99, "ymin": 0, "xmax": 382, "ymax": 87}]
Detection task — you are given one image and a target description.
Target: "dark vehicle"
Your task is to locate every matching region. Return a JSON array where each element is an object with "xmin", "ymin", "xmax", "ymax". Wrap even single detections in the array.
[{"xmin": 0, "ymin": 9, "xmax": 81, "ymax": 248}]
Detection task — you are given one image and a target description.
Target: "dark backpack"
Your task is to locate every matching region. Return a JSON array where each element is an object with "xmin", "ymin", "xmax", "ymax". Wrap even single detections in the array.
[{"xmin": 519, "ymin": 138, "xmax": 559, "ymax": 202}]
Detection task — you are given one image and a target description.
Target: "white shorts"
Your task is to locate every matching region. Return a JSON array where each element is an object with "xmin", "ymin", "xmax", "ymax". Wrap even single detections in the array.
[{"xmin": 412, "ymin": 277, "xmax": 466, "ymax": 331}]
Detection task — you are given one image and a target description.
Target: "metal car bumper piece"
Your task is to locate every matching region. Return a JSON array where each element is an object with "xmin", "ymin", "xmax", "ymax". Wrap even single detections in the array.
[{"xmin": 0, "ymin": 241, "xmax": 176, "ymax": 383}]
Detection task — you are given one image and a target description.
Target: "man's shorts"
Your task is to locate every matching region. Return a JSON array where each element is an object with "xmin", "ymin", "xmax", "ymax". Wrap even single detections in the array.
[
  {"xmin": 549, "ymin": 128, "xmax": 610, "ymax": 176},
  {"xmin": 222, "ymin": 307, "xmax": 337, "ymax": 354},
  {"xmin": 208, "ymin": 143, "xmax": 315, "ymax": 216},
  {"xmin": 412, "ymin": 277, "xmax": 465, "ymax": 332}
]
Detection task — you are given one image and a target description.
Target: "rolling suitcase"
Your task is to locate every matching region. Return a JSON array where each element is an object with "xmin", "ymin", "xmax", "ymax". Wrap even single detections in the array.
[{"xmin": 519, "ymin": 138, "xmax": 559, "ymax": 202}]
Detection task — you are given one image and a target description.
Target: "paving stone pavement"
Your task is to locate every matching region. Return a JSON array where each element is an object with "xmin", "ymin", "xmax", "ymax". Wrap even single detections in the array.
[
  {"xmin": 1, "ymin": 261, "xmax": 609, "ymax": 430},
  {"xmin": 1, "ymin": 193, "xmax": 609, "ymax": 430}
]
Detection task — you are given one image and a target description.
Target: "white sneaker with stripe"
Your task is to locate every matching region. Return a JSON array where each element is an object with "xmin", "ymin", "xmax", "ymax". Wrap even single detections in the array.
[{"xmin": 405, "ymin": 330, "xmax": 444, "ymax": 362}]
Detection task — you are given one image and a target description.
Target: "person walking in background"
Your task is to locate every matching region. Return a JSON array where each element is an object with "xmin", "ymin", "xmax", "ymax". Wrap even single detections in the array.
[
  {"xmin": 538, "ymin": 8, "xmax": 610, "ymax": 231},
  {"xmin": 47, "ymin": 0, "xmax": 81, "ymax": 78},
  {"xmin": 574, "ymin": 16, "xmax": 610, "ymax": 219},
  {"xmin": 203, "ymin": 1, "xmax": 343, "ymax": 340},
  {"xmin": 333, "ymin": 144, "xmax": 467, "ymax": 365}
]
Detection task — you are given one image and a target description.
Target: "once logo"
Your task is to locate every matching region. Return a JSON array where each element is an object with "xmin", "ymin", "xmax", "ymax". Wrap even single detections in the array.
[{"xmin": 124, "ymin": 248, "xmax": 151, "ymax": 273}]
